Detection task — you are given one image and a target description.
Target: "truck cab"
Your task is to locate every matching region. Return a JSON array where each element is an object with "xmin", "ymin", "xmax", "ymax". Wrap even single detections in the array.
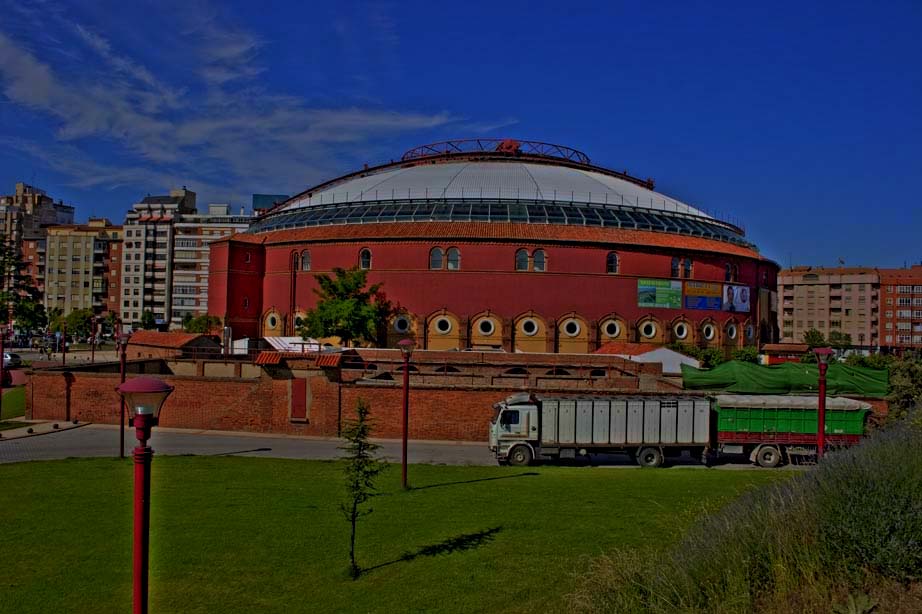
[{"xmin": 489, "ymin": 392, "xmax": 540, "ymax": 465}]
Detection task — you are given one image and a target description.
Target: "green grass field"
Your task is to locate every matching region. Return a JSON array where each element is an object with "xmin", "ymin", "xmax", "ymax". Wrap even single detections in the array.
[
  {"xmin": 0, "ymin": 458, "xmax": 784, "ymax": 613},
  {"xmin": 1, "ymin": 385, "xmax": 25, "ymax": 422}
]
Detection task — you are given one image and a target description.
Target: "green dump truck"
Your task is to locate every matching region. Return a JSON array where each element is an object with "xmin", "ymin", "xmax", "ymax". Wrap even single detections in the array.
[{"xmin": 489, "ymin": 392, "xmax": 871, "ymax": 467}]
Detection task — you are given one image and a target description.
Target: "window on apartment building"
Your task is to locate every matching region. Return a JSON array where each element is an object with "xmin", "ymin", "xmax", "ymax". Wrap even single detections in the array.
[
  {"xmin": 829, "ymin": 320, "xmax": 841, "ymax": 328},
  {"xmin": 898, "ymin": 285, "xmax": 912, "ymax": 293},
  {"xmin": 885, "ymin": 323, "xmax": 893, "ymax": 330},
  {"xmin": 123, "ymin": 300, "xmax": 130, "ymax": 307}
]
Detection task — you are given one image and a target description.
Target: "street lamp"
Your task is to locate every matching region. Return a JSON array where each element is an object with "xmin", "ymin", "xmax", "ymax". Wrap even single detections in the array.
[
  {"xmin": 398, "ymin": 338, "xmax": 415, "ymax": 490},
  {"xmin": 116, "ymin": 376, "xmax": 174, "ymax": 614},
  {"xmin": 814, "ymin": 347, "xmax": 834, "ymax": 460}
]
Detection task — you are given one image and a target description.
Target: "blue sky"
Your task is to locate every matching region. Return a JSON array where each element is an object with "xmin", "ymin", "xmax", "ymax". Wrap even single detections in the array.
[{"xmin": 0, "ymin": 0, "xmax": 919, "ymax": 268}]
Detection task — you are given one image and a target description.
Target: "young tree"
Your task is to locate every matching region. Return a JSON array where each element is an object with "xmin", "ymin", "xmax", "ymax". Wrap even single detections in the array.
[
  {"xmin": 340, "ymin": 398, "xmax": 387, "ymax": 579},
  {"xmin": 802, "ymin": 328, "xmax": 826, "ymax": 348},
  {"xmin": 299, "ymin": 267, "xmax": 395, "ymax": 347},
  {"xmin": 828, "ymin": 330, "xmax": 852, "ymax": 350},
  {"xmin": 140, "ymin": 310, "xmax": 157, "ymax": 330},
  {"xmin": 0, "ymin": 242, "xmax": 43, "ymax": 329},
  {"xmin": 183, "ymin": 314, "xmax": 222, "ymax": 333}
]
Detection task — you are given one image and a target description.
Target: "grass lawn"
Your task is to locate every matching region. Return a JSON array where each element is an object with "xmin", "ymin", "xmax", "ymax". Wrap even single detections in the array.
[
  {"xmin": 0, "ymin": 458, "xmax": 785, "ymax": 613},
  {"xmin": 1, "ymin": 385, "xmax": 25, "ymax": 421}
]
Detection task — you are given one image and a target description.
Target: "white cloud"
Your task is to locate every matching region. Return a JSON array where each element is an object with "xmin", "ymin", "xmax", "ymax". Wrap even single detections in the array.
[{"xmin": 0, "ymin": 3, "xmax": 511, "ymax": 208}]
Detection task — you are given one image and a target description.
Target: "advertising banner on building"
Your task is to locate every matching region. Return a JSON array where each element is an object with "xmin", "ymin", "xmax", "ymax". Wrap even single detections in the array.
[
  {"xmin": 684, "ymin": 281, "xmax": 722, "ymax": 310},
  {"xmin": 638, "ymin": 279, "xmax": 682, "ymax": 309},
  {"xmin": 723, "ymin": 284, "xmax": 752, "ymax": 313}
]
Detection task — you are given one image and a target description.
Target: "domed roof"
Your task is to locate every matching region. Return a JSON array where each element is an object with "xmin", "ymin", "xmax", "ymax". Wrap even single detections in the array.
[{"xmin": 250, "ymin": 139, "xmax": 748, "ymax": 247}]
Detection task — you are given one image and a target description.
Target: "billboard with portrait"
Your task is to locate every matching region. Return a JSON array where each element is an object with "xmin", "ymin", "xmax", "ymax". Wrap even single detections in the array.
[
  {"xmin": 684, "ymin": 281, "xmax": 722, "ymax": 310},
  {"xmin": 638, "ymin": 279, "xmax": 682, "ymax": 309},
  {"xmin": 722, "ymin": 284, "xmax": 751, "ymax": 313}
]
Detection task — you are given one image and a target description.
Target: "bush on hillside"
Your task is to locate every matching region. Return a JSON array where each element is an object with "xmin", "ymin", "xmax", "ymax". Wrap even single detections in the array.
[{"xmin": 572, "ymin": 422, "xmax": 922, "ymax": 613}]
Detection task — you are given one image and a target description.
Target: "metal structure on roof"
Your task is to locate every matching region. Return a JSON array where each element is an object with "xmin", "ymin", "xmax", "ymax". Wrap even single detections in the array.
[
  {"xmin": 250, "ymin": 140, "xmax": 749, "ymax": 246},
  {"xmin": 401, "ymin": 138, "xmax": 591, "ymax": 165}
]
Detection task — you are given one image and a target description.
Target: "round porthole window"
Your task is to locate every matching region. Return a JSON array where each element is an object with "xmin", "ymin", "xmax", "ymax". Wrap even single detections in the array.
[
  {"xmin": 393, "ymin": 315, "xmax": 411, "ymax": 333},
  {"xmin": 267, "ymin": 315, "xmax": 278, "ymax": 329},
  {"xmin": 521, "ymin": 318, "xmax": 538, "ymax": 336},
  {"xmin": 745, "ymin": 324, "xmax": 755, "ymax": 340},
  {"xmin": 641, "ymin": 322, "xmax": 657, "ymax": 339},
  {"xmin": 294, "ymin": 316, "xmax": 303, "ymax": 327},
  {"xmin": 673, "ymin": 322, "xmax": 688, "ymax": 339},
  {"xmin": 563, "ymin": 319, "xmax": 581, "ymax": 337},
  {"xmin": 727, "ymin": 324, "xmax": 738, "ymax": 340},
  {"xmin": 435, "ymin": 317, "xmax": 452, "ymax": 335},
  {"xmin": 478, "ymin": 319, "xmax": 495, "ymax": 336},
  {"xmin": 702, "ymin": 323, "xmax": 716, "ymax": 340},
  {"xmin": 602, "ymin": 320, "xmax": 620, "ymax": 338}
]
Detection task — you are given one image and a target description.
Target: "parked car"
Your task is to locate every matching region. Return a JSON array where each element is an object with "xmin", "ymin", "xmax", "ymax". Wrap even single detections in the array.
[{"xmin": 3, "ymin": 352, "xmax": 22, "ymax": 368}]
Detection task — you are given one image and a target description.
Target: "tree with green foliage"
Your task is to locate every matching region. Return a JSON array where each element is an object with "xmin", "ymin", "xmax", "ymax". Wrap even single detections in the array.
[
  {"xmin": 0, "ymin": 242, "xmax": 44, "ymax": 330},
  {"xmin": 828, "ymin": 330, "xmax": 852, "ymax": 350},
  {"xmin": 885, "ymin": 356, "xmax": 922, "ymax": 423},
  {"xmin": 731, "ymin": 346, "xmax": 760, "ymax": 364},
  {"xmin": 298, "ymin": 267, "xmax": 395, "ymax": 347},
  {"xmin": 802, "ymin": 328, "xmax": 826, "ymax": 348},
  {"xmin": 140, "ymin": 310, "xmax": 157, "ymax": 330},
  {"xmin": 49, "ymin": 309, "xmax": 95, "ymax": 338},
  {"xmin": 340, "ymin": 398, "xmax": 387, "ymax": 579},
  {"xmin": 183, "ymin": 314, "xmax": 222, "ymax": 333},
  {"xmin": 668, "ymin": 343, "xmax": 728, "ymax": 369}
]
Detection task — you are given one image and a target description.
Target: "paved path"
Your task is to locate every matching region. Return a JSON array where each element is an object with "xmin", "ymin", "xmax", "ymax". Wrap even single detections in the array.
[
  {"xmin": 0, "ymin": 424, "xmax": 496, "ymax": 465},
  {"xmin": 0, "ymin": 423, "xmax": 779, "ymax": 470}
]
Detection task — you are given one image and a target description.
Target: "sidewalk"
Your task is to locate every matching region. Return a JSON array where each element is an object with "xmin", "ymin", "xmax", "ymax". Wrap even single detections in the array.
[{"xmin": 0, "ymin": 419, "xmax": 87, "ymax": 440}]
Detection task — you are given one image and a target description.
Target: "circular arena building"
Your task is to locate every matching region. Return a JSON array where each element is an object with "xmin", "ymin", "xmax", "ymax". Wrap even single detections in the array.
[{"xmin": 209, "ymin": 139, "xmax": 779, "ymax": 352}]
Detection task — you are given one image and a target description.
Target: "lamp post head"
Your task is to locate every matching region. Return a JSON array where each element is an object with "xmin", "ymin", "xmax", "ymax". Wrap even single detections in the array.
[
  {"xmin": 814, "ymin": 347, "xmax": 833, "ymax": 365},
  {"xmin": 116, "ymin": 376, "xmax": 174, "ymax": 419},
  {"xmin": 398, "ymin": 338, "xmax": 415, "ymax": 359}
]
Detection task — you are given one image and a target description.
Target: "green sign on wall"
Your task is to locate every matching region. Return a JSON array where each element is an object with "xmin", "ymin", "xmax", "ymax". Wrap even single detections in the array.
[{"xmin": 637, "ymin": 279, "xmax": 682, "ymax": 309}]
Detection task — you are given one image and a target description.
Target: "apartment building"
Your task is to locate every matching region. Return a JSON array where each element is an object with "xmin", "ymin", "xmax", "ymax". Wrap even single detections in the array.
[
  {"xmin": 41, "ymin": 219, "xmax": 122, "ymax": 316},
  {"xmin": 777, "ymin": 267, "xmax": 879, "ymax": 348},
  {"xmin": 121, "ymin": 189, "xmax": 252, "ymax": 329},
  {"xmin": 879, "ymin": 265, "xmax": 922, "ymax": 349},
  {"xmin": 0, "ymin": 182, "xmax": 75, "ymax": 246},
  {"xmin": 169, "ymin": 204, "xmax": 251, "ymax": 328}
]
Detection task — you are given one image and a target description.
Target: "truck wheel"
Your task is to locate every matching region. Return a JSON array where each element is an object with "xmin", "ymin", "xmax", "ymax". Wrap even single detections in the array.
[
  {"xmin": 636, "ymin": 447, "xmax": 663, "ymax": 468},
  {"xmin": 756, "ymin": 446, "xmax": 782, "ymax": 468},
  {"xmin": 508, "ymin": 445, "xmax": 533, "ymax": 467}
]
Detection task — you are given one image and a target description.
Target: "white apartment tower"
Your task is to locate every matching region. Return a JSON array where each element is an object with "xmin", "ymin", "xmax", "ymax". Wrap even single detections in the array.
[{"xmin": 121, "ymin": 189, "xmax": 251, "ymax": 329}]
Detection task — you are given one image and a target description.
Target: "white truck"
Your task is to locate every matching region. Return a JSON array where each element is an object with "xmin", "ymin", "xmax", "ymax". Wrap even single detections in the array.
[{"xmin": 488, "ymin": 392, "xmax": 712, "ymax": 467}]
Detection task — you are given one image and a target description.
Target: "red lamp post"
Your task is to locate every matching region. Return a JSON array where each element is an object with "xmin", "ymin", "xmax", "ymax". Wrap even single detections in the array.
[
  {"xmin": 118, "ymin": 326, "xmax": 130, "ymax": 459},
  {"xmin": 116, "ymin": 376, "xmax": 174, "ymax": 614},
  {"xmin": 90, "ymin": 317, "xmax": 98, "ymax": 364},
  {"xmin": 814, "ymin": 347, "xmax": 833, "ymax": 460},
  {"xmin": 62, "ymin": 322, "xmax": 67, "ymax": 366},
  {"xmin": 0, "ymin": 328, "xmax": 7, "ymax": 417},
  {"xmin": 398, "ymin": 339, "xmax": 415, "ymax": 490}
]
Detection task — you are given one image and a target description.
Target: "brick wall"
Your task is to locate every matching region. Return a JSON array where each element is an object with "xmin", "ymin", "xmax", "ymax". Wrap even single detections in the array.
[{"xmin": 26, "ymin": 357, "xmax": 684, "ymax": 442}]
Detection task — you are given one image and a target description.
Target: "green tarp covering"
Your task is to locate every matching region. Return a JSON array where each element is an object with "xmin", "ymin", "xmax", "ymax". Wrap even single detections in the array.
[{"xmin": 680, "ymin": 360, "xmax": 888, "ymax": 397}]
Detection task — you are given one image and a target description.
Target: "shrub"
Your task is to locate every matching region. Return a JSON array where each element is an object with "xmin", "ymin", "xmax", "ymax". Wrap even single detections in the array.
[{"xmin": 571, "ymin": 421, "xmax": 922, "ymax": 613}]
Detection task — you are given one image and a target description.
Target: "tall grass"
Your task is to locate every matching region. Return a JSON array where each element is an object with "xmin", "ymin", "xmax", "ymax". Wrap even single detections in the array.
[{"xmin": 572, "ymin": 422, "xmax": 922, "ymax": 613}]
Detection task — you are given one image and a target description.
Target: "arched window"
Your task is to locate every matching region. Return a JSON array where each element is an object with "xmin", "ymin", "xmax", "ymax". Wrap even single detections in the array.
[
  {"xmin": 606, "ymin": 252, "xmax": 619, "ymax": 274},
  {"xmin": 515, "ymin": 249, "xmax": 529, "ymax": 271},
  {"xmin": 683, "ymin": 258, "xmax": 692, "ymax": 279},
  {"xmin": 446, "ymin": 247, "xmax": 461, "ymax": 271},
  {"xmin": 533, "ymin": 249, "xmax": 546, "ymax": 272},
  {"xmin": 671, "ymin": 257, "xmax": 680, "ymax": 277},
  {"xmin": 300, "ymin": 250, "xmax": 311, "ymax": 271},
  {"xmin": 429, "ymin": 247, "xmax": 444, "ymax": 270},
  {"xmin": 359, "ymin": 248, "xmax": 372, "ymax": 270},
  {"xmin": 725, "ymin": 263, "xmax": 738, "ymax": 282}
]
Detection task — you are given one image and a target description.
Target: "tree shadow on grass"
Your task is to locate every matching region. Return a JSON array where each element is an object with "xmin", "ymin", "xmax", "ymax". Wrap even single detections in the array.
[
  {"xmin": 364, "ymin": 526, "xmax": 503, "ymax": 574},
  {"xmin": 410, "ymin": 472, "xmax": 539, "ymax": 491}
]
